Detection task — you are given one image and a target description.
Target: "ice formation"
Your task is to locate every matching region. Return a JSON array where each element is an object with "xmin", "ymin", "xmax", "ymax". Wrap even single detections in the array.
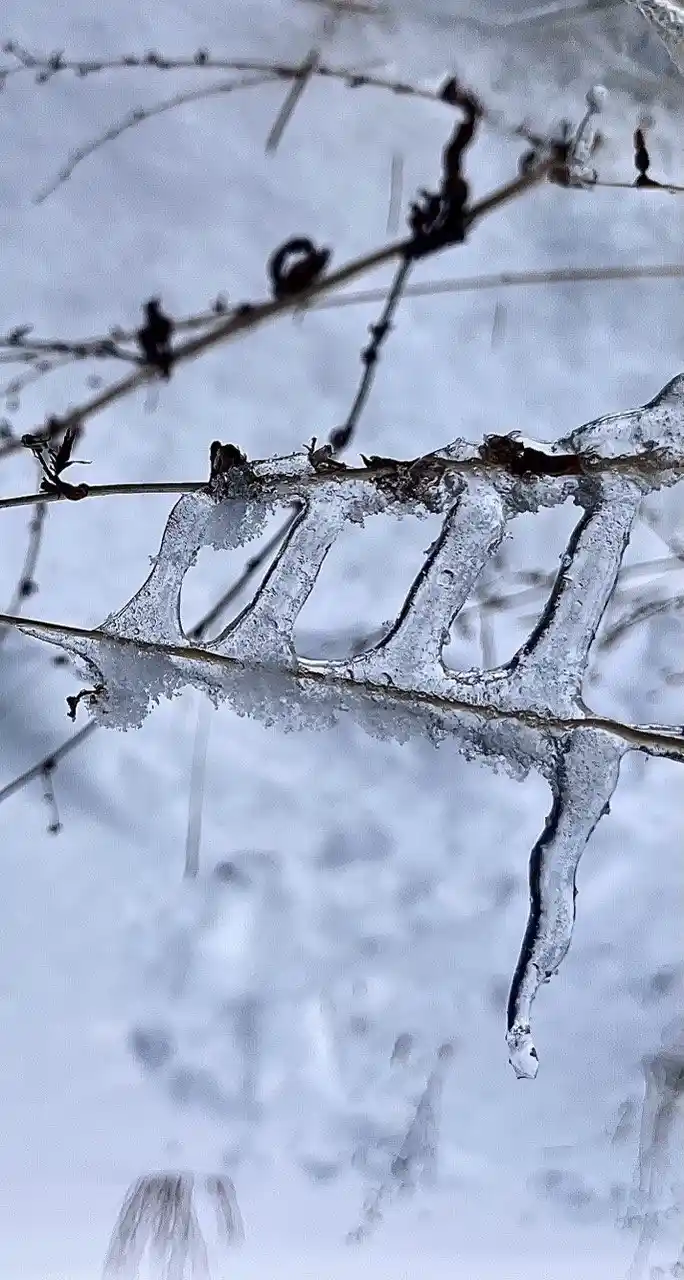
[
  {"xmin": 12, "ymin": 374, "xmax": 684, "ymax": 1078},
  {"xmin": 626, "ymin": 0, "xmax": 684, "ymax": 75}
]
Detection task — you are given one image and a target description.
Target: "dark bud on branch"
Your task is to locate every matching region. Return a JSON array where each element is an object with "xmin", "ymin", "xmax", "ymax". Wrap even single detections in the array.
[
  {"xmin": 438, "ymin": 75, "xmax": 468, "ymax": 108},
  {"xmin": 66, "ymin": 685, "xmax": 103, "ymax": 721},
  {"xmin": 328, "ymin": 423, "xmax": 353, "ymax": 452},
  {"xmin": 306, "ymin": 436, "xmax": 348, "ymax": 471},
  {"xmin": 7, "ymin": 324, "xmax": 34, "ymax": 344},
  {"xmin": 137, "ymin": 298, "xmax": 174, "ymax": 378},
  {"xmin": 408, "ymin": 79, "xmax": 481, "ymax": 260},
  {"xmin": 22, "ymin": 421, "xmax": 89, "ymax": 500},
  {"xmin": 360, "ymin": 453, "xmax": 402, "ymax": 469},
  {"xmin": 633, "ymin": 126, "xmax": 662, "ymax": 188},
  {"xmin": 268, "ymin": 237, "xmax": 331, "ymax": 300},
  {"xmin": 478, "ymin": 432, "xmax": 583, "ymax": 477},
  {"xmin": 209, "ymin": 440, "xmax": 248, "ymax": 481}
]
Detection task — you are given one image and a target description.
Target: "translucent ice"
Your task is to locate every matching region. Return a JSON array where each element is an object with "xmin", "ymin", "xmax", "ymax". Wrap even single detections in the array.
[
  {"xmin": 13, "ymin": 379, "xmax": 684, "ymax": 1075},
  {"xmin": 626, "ymin": 0, "xmax": 684, "ymax": 76}
]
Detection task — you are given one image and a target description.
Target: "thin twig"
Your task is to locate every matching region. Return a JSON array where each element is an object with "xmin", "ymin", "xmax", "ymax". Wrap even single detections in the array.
[
  {"xmin": 185, "ymin": 505, "xmax": 302, "ymax": 639},
  {"xmin": 595, "ymin": 179, "xmax": 684, "ymax": 193},
  {"xmin": 440, "ymin": 0, "xmax": 620, "ymax": 29},
  {"xmin": 0, "ymin": 47, "xmax": 537, "ymax": 147},
  {"xmin": 314, "ymin": 261, "xmax": 684, "ymax": 309},
  {"xmin": 0, "ymin": 354, "xmax": 78, "ymax": 410},
  {"xmin": 0, "ymin": 481, "xmax": 202, "ymax": 512},
  {"xmin": 330, "ymin": 255, "xmax": 413, "ymax": 451},
  {"xmin": 2, "ymin": 608, "xmax": 684, "ymax": 761},
  {"xmin": 8, "ymin": 257, "xmax": 683, "ymax": 366},
  {"xmin": 6, "ymin": 41, "xmax": 679, "ymax": 155},
  {"xmin": 0, "ymin": 463, "xmax": 47, "ymax": 636},
  {"xmin": 1, "ymin": 259, "xmax": 682, "ymax": 405},
  {"xmin": 599, "ymin": 591, "xmax": 684, "ymax": 651},
  {"xmin": 329, "ymin": 79, "xmax": 481, "ymax": 451},
  {"xmin": 7, "ymin": 427, "xmax": 684, "ymax": 518},
  {"xmin": 41, "ymin": 765, "xmax": 62, "ymax": 834},
  {"xmin": 33, "ymin": 73, "xmax": 274, "ymax": 203},
  {"xmin": 467, "ymin": 554, "xmax": 684, "ymax": 623},
  {"xmin": 0, "ymin": 722, "xmax": 97, "ymax": 807},
  {"xmin": 0, "ymin": 330, "xmax": 140, "ymax": 360}
]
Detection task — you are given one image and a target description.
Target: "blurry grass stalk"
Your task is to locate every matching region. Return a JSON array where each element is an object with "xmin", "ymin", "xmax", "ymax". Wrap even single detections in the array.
[{"xmin": 103, "ymin": 1171, "xmax": 242, "ymax": 1279}]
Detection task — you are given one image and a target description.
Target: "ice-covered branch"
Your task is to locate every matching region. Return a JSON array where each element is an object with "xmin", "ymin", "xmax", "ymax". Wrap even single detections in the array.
[
  {"xmin": 3, "ymin": 375, "xmax": 684, "ymax": 1075},
  {"xmin": 506, "ymin": 730, "xmax": 624, "ymax": 1079},
  {"xmin": 625, "ymin": 0, "xmax": 684, "ymax": 75}
]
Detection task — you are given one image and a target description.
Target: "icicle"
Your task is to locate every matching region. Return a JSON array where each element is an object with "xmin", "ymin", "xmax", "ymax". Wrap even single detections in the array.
[{"xmin": 506, "ymin": 729, "xmax": 623, "ymax": 1079}]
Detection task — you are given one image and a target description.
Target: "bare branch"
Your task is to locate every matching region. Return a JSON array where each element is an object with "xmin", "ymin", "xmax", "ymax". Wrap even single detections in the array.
[
  {"xmin": 2, "ymin": 42, "xmax": 568, "ymax": 212},
  {"xmin": 0, "ymin": 258, "xmax": 681, "ymax": 420},
  {"xmin": 0, "ymin": 722, "xmax": 97, "ymax": 808},
  {"xmin": 330, "ymin": 79, "xmax": 483, "ymax": 451},
  {"xmin": 7, "ymin": 427, "xmax": 684, "ymax": 519},
  {"xmin": 2, "ymin": 606, "xmax": 683, "ymax": 761},
  {"xmin": 0, "ymin": 157, "xmax": 554, "ymax": 466},
  {"xmin": 34, "ymin": 73, "xmax": 273, "ymax": 203},
  {"xmin": 330, "ymin": 255, "xmax": 412, "ymax": 452},
  {"xmin": 0, "ymin": 462, "xmax": 47, "ymax": 636},
  {"xmin": 315, "ymin": 260, "xmax": 684, "ymax": 309}
]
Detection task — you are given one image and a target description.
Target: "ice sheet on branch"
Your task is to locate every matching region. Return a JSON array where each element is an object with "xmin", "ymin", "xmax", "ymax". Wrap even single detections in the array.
[{"xmin": 15, "ymin": 374, "xmax": 684, "ymax": 1077}]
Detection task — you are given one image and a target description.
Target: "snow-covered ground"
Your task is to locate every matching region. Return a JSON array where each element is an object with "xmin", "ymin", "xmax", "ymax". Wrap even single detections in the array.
[{"xmin": 0, "ymin": 1, "xmax": 683, "ymax": 1277}]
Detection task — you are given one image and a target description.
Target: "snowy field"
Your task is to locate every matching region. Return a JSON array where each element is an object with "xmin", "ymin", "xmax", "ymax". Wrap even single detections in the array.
[{"xmin": 0, "ymin": 0, "xmax": 683, "ymax": 1277}]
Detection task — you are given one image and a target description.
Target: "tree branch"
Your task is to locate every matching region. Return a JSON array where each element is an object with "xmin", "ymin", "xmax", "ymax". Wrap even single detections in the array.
[
  {"xmin": 0, "ymin": 157, "xmax": 554, "ymax": 466},
  {"xmin": 1, "ymin": 607, "xmax": 683, "ymax": 761}
]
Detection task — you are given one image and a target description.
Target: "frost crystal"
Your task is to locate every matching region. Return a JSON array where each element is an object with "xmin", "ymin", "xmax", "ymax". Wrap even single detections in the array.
[
  {"xmin": 16, "ymin": 375, "xmax": 684, "ymax": 1077},
  {"xmin": 626, "ymin": 0, "xmax": 684, "ymax": 75}
]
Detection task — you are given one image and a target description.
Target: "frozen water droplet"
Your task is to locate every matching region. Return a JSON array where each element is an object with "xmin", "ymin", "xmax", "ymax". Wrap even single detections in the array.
[{"xmin": 506, "ymin": 1025, "xmax": 539, "ymax": 1081}]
